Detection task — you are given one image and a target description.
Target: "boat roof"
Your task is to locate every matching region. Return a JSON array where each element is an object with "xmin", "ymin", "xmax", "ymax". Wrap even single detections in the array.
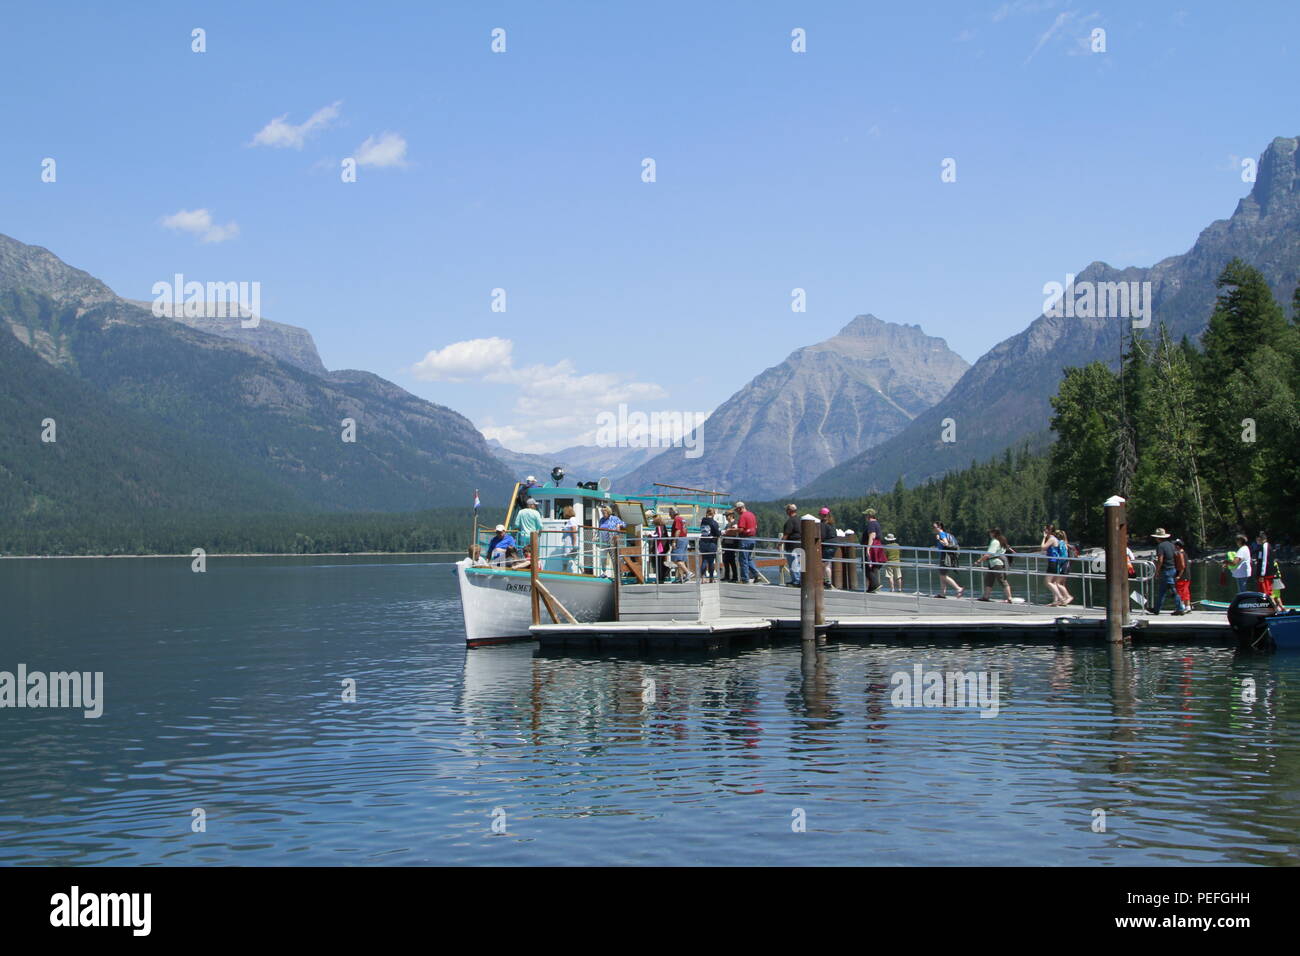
[{"xmin": 523, "ymin": 484, "xmax": 731, "ymax": 507}]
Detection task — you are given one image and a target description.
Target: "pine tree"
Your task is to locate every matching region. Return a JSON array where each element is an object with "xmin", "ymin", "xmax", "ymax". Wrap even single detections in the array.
[{"xmin": 1196, "ymin": 260, "xmax": 1288, "ymax": 530}]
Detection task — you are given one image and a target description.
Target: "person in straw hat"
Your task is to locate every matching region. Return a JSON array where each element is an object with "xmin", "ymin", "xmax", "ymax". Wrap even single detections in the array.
[
  {"xmin": 1150, "ymin": 527, "xmax": 1188, "ymax": 615},
  {"xmin": 883, "ymin": 532, "xmax": 902, "ymax": 591}
]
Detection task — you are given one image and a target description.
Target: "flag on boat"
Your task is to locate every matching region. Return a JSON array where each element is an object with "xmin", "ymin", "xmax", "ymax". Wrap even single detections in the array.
[{"xmin": 473, "ymin": 490, "xmax": 480, "ymax": 512}]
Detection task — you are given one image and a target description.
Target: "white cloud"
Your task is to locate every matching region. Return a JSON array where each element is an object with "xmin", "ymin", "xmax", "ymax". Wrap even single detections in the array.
[
  {"xmin": 250, "ymin": 101, "xmax": 342, "ymax": 149},
  {"xmin": 480, "ymin": 425, "xmax": 528, "ymax": 447},
  {"xmin": 992, "ymin": 0, "xmax": 1059, "ymax": 22},
  {"xmin": 159, "ymin": 208, "xmax": 240, "ymax": 243},
  {"xmin": 1025, "ymin": 11, "xmax": 1072, "ymax": 62},
  {"xmin": 412, "ymin": 336, "xmax": 513, "ymax": 381},
  {"xmin": 412, "ymin": 337, "xmax": 678, "ymax": 448},
  {"xmin": 355, "ymin": 131, "xmax": 408, "ymax": 168}
]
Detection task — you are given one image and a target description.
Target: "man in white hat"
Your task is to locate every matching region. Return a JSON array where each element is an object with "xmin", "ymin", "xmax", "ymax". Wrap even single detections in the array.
[{"xmin": 487, "ymin": 524, "xmax": 515, "ymax": 566}]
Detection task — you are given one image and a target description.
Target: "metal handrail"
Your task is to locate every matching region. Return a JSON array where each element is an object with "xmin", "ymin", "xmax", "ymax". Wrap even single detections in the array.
[{"xmin": 471, "ymin": 524, "xmax": 1158, "ymax": 611}]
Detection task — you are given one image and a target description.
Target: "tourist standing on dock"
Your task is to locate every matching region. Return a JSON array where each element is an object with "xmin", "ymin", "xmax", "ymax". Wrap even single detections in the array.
[
  {"xmin": 1253, "ymin": 532, "xmax": 1273, "ymax": 597},
  {"xmin": 884, "ymin": 533, "xmax": 902, "ymax": 591},
  {"xmin": 669, "ymin": 507, "xmax": 692, "ymax": 583},
  {"xmin": 1228, "ymin": 534, "xmax": 1253, "ymax": 593},
  {"xmin": 975, "ymin": 528, "xmax": 1014, "ymax": 602},
  {"xmin": 1174, "ymin": 538, "xmax": 1192, "ymax": 608},
  {"xmin": 1041, "ymin": 524, "xmax": 1072, "ymax": 607},
  {"xmin": 782, "ymin": 504, "xmax": 802, "ymax": 587},
  {"xmin": 721, "ymin": 510, "xmax": 739, "ymax": 582},
  {"xmin": 1150, "ymin": 528, "xmax": 1188, "ymax": 615},
  {"xmin": 698, "ymin": 508, "xmax": 721, "ymax": 582},
  {"xmin": 650, "ymin": 513, "xmax": 670, "ymax": 582},
  {"xmin": 735, "ymin": 501, "xmax": 759, "ymax": 583},
  {"xmin": 820, "ymin": 508, "xmax": 838, "ymax": 588},
  {"xmin": 932, "ymin": 522, "xmax": 963, "ymax": 597},
  {"xmin": 597, "ymin": 505, "xmax": 625, "ymax": 578},
  {"xmin": 516, "ymin": 497, "xmax": 543, "ymax": 551},
  {"xmin": 862, "ymin": 508, "xmax": 884, "ymax": 592}
]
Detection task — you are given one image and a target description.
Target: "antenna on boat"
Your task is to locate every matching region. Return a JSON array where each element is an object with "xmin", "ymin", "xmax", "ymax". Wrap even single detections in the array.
[{"xmin": 652, "ymin": 481, "xmax": 730, "ymax": 500}]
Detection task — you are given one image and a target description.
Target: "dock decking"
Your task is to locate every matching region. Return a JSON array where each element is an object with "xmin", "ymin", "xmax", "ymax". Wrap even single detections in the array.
[{"xmin": 534, "ymin": 579, "xmax": 1230, "ymax": 650}]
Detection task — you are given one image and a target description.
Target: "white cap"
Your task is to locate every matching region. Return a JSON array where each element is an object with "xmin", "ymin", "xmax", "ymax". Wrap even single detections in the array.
[
  {"xmin": 526, "ymin": 475, "xmax": 535, "ymax": 482},
  {"xmin": 495, "ymin": 524, "xmax": 506, "ymax": 532}
]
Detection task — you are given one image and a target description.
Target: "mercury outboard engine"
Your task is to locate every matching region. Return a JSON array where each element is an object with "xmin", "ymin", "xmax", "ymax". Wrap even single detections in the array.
[{"xmin": 1228, "ymin": 591, "xmax": 1274, "ymax": 650}]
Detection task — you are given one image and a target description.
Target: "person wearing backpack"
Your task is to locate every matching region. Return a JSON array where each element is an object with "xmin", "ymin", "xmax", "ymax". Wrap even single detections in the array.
[
  {"xmin": 1041, "ymin": 524, "xmax": 1073, "ymax": 607},
  {"xmin": 1150, "ymin": 527, "xmax": 1188, "ymax": 615},
  {"xmin": 1173, "ymin": 538, "xmax": 1192, "ymax": 609},
  {"xmin": 931, "ymin": 521, "xmax": 963, "ymax": 598}
]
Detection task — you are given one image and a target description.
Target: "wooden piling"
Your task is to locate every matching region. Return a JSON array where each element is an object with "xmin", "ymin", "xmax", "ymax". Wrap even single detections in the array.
[
  {"xmin": 1104, "ymin": 495, "xmax": 1128, "ymax": 644},
  {"xmin": 800, "ymin": 516, "xmax": 820, "ymax": 642},
  {"xmin": 530, "ymin": 532, "xmax": 541, "ymax": 627}
]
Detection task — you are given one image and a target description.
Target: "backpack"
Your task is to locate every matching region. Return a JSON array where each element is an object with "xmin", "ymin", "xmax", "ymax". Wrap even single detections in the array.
[{"xmin": 940, "ymin": 531, "xmax": 958, "ymax": 550}]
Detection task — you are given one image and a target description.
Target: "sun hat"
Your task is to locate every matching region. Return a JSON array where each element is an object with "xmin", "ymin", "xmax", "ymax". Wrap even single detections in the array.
[
  {"xmin": 884, "ymin": 533, "xmax": 897, "ymax": 542},
  {"xmin": 862, "ymin": 508, "xmax": 877, "ymax": 516},
  {"xmin": 1151, "ymin": 528, "xmax": 1171, "ymax": 539}
]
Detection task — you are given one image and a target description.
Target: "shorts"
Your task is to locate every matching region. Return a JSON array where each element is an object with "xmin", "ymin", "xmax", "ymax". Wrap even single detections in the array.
[
  {"xmin": 985, "ymin": 568, "xmax": 1007, "ymax": 586},
  {"xmin": 1259, "ymin": 576, "xmax": 1275, "ymax": 596},
  {"xmin": 1048, "ymin": 559, "xmax": 1067, "ymax": 575},
  {"xmin": 822, "ymin": 544, "xmax": 838, "ymax": 560},
  {"xmin": 1175, "ymin": 579, "xmax": 1191, "ymax": 604},
  {"xmin": 672, "ymin": 541, "xmax": 687, "ymax": 561}
]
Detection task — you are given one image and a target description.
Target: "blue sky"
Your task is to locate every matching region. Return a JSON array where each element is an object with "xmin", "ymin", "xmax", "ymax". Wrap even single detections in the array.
[{"xmin": 4, "ymin": 0, "xmax": 1297, "ymax": 450}]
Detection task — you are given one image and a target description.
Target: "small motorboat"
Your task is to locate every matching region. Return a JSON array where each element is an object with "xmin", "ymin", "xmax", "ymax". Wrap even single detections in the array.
[
  {"xmin": 1264, "ymin": 612, "xmax": 1300, "ymax": 648},
  {"xmin": 1226, "ymin": 591, "xmax": 1300, "ymax": 650}
]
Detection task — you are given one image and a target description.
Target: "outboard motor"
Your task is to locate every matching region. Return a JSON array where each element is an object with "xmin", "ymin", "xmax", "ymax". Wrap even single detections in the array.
[{"xmin": 1228, "ymin": 591, "xmax": 1274, "ymax": 650}]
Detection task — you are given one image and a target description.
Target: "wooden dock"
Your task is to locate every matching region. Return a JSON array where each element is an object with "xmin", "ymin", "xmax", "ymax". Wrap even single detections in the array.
[{"xmin": 530, "ymin": 580, "xmax": 1232, "ymax": 650}]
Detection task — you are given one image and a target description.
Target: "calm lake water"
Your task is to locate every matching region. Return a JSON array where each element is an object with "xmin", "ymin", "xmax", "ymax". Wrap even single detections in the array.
[{"xmin": 1, "ymin": 555, "xmax": 1296, "ymax": 866}]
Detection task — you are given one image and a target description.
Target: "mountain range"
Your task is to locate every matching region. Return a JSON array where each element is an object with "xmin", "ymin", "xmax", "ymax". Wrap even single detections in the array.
[
  {"xmin": 798, "ymin": 135, "xmax": 1300, "ymax": 497},
  {"xmin": 0, "ymin": 235, "xmax": 514, "ymax": 523},
  {"xmin": 485, "ymin": 439, "xmax": 658, "ymax": 485},
  {"xmin": 617, "ymin": 315, "xmax": 969, "ymax": 499},
  {"xmin": 4, "ymin": 135, "xmax": 1297, "ymax": 534}
]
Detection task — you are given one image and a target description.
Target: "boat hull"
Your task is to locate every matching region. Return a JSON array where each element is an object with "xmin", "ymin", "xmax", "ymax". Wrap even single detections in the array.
[
  {"xmin": 454, "ymin": 559, "xmax": 615, "ymax": 645},
  {"xmin": 1265, "ymin": 612, "xmax": 1300, "ymax": 648}
]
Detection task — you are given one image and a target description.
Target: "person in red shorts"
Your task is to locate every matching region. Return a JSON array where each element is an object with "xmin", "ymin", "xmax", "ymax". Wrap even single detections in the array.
[
  {"xmin": 1173, "ymin": 538, "xmax": 1192, "ymax": 608},
  {"xmin": 1254, "ymin": 532, "xmax": 1274, "ymax": 598}
]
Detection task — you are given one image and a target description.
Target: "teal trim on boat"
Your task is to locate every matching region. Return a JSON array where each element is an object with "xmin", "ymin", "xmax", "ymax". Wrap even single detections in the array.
[
  {"xmin": 1201, "ymin": 599, "xmax": 1299, "ymax": 610},
  {"xmin": 465, "ymin": 566, "xmax": 609, "ymax": 584}
]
